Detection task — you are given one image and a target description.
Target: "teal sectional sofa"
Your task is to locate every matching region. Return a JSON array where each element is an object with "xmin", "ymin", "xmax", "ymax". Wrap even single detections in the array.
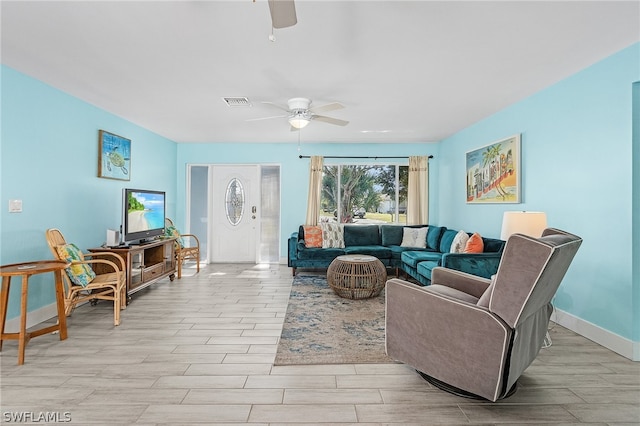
[
  {"xmin": 287, "ymin": 224, "xmax": 506, "ymax": 285},
  {"xmin": 400, "ymin": 227, "xmax": 506, "ymax": 285}
]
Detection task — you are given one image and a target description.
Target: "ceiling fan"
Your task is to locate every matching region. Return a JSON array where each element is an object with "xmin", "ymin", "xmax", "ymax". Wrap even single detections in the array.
[
  {"xmin": 247, "ymin": 98, "xmax": 349, "ymax": 131},
  {"xmin": 267, "ymin": 0, "xmax": 297, "ymax": 29}
]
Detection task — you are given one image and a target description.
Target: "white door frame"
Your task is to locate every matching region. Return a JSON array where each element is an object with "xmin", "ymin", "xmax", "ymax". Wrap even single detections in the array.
[{"xmin": 186, "ymin": 163, "xmax": 280, "ymax": 264}]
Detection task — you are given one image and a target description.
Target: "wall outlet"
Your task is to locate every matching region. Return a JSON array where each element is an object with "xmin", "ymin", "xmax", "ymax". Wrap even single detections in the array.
[{"xmin": 9, "ymin": 199, "xmax": 22, "ymax": 213}]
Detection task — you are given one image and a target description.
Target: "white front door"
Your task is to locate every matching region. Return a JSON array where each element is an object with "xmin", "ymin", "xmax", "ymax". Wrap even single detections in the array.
[{"xmin": 211, "ymin": 165, "xmax": 260, "ymax": 262}]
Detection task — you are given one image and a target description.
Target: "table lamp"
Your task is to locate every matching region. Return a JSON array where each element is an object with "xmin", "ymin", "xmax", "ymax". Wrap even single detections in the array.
[{"xmin": 500, "ymin": 211, "xmax": 548, "ymax": 240}]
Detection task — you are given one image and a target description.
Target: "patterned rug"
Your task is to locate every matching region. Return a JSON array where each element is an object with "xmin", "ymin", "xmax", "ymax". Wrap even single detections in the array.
[{"xmin": 274, "ymin": 274, "xmax": 394, "ymax": 365}]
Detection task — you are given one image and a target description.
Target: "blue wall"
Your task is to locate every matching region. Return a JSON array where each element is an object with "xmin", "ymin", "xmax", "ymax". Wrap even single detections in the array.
[
  {"xmin": 0, "ymin": 66, "xmax": 177, "ymax": 319},
  {"xmin": 2, "ymin": 41, "xmax": 638, "ymax": 350},
  {"xmin": 437, "ymin": 43, "xmax": 639, "ymax": 341},
  {"xmin": 175, "ymin": 142, "xmax": 440, "ymax": 257}
]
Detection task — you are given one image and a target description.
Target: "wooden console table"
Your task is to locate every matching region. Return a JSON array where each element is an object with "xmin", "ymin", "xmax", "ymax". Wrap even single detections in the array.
[
  {"xmin": 89, "ymin": 238, "xmax": 176, "ymax": 302},
  {"xmin": 0, "ymin": 260, "xmax": 70, "ymax": 365}
]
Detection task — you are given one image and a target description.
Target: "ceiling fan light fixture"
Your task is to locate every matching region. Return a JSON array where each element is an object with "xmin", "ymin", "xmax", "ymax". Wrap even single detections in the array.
[
  {"xmin": 289, "ymin": 116, "xmax": 310, "ymax": 129},
  {"xmin": 289, "ymin": 110, "xmax": 311, "ymax": 129}
]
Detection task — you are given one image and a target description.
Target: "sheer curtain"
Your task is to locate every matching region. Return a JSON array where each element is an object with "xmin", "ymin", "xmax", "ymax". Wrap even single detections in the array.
[
  {"xmin": 305, "ymin": 156, "xmax": 324, "ymax": 225},
  {"xmin": 407, "ymin": 155, "xmax": 429, "ymax": 225}
]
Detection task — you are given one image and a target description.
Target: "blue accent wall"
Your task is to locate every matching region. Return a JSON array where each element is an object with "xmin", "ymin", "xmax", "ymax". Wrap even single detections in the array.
[
  {"xmin": 438, "ymin": 43, "xmax": 639, "ymax": 341},
  {"xmin": 1, "ymin": 41, "xmax": 638, "ymax": 351},
  {"xmin": 0, "ymin": 66, "xmax": 177, "ymax": 320},
  {"xmin": 175, "ymin": 142, "xmax": 440, "ymax": 258}
]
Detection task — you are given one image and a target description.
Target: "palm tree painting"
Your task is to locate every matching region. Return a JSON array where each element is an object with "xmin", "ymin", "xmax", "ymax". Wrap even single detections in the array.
[{"xmin": 466, "ymin": 134, "xmax": 520, "ymax": 203}]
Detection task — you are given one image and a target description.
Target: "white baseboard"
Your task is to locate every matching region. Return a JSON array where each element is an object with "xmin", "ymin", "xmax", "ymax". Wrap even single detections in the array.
[
  {"xmin": 3, "ymin": 303, "xmax": 59, "ymax": 333},
  {"xmin": 551, "ymin": 308, "xmax": 638, "ymax": 361}
]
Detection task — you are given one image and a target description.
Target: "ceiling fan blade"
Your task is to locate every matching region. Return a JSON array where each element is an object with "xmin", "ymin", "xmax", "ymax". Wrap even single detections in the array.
[
  {"xmin": 309, "ymin": 102, "xmax": 344, "ymax": 114},
  {"xmin": 246, "ymin": 114, "xmax": 288, "ymax": 122},
  {"xmin": 268, "ymin": 0, "xmax": 297, "ymax": 29},
  {"xmin": 260, "ymin": 101, "xmax": 290, "ymax": 112},
  {"xmin": 313, "ymin": 115, "xmax": 349, "ymax": 126}
]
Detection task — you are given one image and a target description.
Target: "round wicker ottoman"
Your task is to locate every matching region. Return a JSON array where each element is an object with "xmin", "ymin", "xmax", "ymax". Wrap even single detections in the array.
[{"xmin": 327, "ymin": 254, "xmax": 387, "ymax": 299}]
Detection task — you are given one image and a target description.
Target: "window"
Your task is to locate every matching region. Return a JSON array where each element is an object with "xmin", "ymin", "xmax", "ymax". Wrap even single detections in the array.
[
  {"xmin": 225, "ymin": 178, "xmax": 245, "ymax": 226},
  {"xmin": 321, "ymin": 164, "xmax": 408, "ymax": 224}
]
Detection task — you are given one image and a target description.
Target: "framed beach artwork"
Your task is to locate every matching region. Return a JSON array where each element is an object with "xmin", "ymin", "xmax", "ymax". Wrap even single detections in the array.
[
  {"xmin": 98, "ymin": 130, "xmax": 131, "ymax": 181},
  {"xmin": 466, "ymin": 134, "xmax": 521, "ymax": 204}
]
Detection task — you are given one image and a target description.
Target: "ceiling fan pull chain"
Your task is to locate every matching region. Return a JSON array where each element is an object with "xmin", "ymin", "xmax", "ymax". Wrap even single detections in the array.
[{"xmin": 269, "ymin": 25, "xmax": 276, "ymax": 42}]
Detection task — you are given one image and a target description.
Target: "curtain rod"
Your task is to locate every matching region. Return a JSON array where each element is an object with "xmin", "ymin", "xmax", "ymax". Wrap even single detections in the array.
[{"xmin": 298, "ymin": 155, "xmax": 433, "ymax": 159}]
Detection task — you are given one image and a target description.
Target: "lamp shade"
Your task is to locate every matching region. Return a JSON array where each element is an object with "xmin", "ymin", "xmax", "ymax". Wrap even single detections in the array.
[
  {"xmin": 289, "ymin": 116, "xmax": 310, "ymax": 129},
  {"xmin": 500, "ymin": 211, "xmax": 547, "ymax": 240}
]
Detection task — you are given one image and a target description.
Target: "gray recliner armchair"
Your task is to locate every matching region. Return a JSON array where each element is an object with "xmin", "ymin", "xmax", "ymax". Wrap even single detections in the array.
[{"xmin": 385, "ymin": 228, "xmax": 582, "ymax": 401}]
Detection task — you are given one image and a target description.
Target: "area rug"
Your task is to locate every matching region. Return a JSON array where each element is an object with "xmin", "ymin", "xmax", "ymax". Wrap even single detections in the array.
[{"xmin": 274, "ymin": 274, "xmax": 394, "ymax": 365}]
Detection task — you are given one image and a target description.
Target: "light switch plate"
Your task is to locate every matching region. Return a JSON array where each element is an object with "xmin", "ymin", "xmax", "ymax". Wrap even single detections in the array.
[{"xmin": 9, "ymin": 199, "xmax": 22, "ymax": 213}]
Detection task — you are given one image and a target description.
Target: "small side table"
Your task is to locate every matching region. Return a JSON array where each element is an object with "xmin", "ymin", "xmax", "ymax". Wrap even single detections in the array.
[
  {"xmin": 327, "ymin": 255, "xmax": 387, "ymax": 299},
  {"xmin": 0, "ymin": 260, "xmax": 70, "ymax": 365}
]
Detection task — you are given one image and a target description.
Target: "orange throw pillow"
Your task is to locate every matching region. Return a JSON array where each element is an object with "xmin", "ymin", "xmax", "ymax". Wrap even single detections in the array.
[
  {"xmin": 463, "ymin": 232, "xmax": 484, "ymax": 253},
  {"xmin": 303, "ymin": 225, "xmax": 323, "ymax": 248}
]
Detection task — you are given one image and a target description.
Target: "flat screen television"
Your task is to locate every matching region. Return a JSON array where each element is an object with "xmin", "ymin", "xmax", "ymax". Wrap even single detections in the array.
[{"xmin": 122, "ymin": 188, "xmax": 166, "ymax": 244}]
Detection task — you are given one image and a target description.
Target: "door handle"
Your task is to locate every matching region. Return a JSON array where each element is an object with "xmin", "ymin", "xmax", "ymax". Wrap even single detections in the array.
[{"xmin": 252, "ymin": 206, "xmax": 257, "ymax": 214}]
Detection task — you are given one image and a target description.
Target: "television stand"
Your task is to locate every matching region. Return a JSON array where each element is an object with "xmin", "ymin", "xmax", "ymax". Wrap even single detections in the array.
[{"xmin": 88, "ymin": 238, "xmax": 176, "ymax": 303}]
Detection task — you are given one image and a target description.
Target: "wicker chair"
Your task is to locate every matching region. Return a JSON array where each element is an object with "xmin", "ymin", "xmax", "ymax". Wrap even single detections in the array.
[
  {"xmin": 45, "ymin": 228, "xmax": 126, "ymax": 326},
  {"xmin": 165, "ymin": 218, "xmax": 201, "ymax": 279}
]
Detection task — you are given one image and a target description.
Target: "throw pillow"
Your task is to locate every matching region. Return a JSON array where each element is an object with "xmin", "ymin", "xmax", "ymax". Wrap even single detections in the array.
[
  {"xmin": 400, "ymin": 227, "xmax": 428, "ymax": 248},
  {"xmin": 165, "ymin": 225, "xmax": 185, "ymax": 248},
  {"xmin": 450, "ymin": 230, "xmax": 470, "ymax": 253},
  {"xmin": 302, "ymin": 225, "xmax": 323, "ymax": 248},
  {"xmin": 464, "ymin": 232, "xmax": 484, "ymax": 253},
  {"xmin": 321, "ymin": 222, "xmax": 345, "ymax": 248},
  {"xmin": 56, "ymin": 243, "xmax": 96, "ymax": 287}
]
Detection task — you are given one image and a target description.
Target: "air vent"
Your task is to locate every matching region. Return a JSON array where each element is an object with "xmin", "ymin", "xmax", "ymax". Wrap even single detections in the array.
[{"xmin": 222, "ymin": 97, "xmax": 251, "ymax": 107}]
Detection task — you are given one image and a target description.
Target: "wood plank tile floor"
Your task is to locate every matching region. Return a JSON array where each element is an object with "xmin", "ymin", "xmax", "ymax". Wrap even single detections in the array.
[{"xmin": 1, "ymin": 263, "xmax": 638, "ymax": 425}]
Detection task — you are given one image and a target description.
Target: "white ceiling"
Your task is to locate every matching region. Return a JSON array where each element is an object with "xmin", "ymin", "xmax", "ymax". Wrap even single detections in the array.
[{"xmin": 2, "ymin": 1, "xmax": 638, "ymax": 144}]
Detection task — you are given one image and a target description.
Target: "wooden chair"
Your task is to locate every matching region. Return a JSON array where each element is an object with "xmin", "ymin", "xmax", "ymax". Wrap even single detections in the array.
[
  {"xmin": 45, "ymin": 228, "xmax": 126, "ymax": 326},
  {"xmin": 165, "ymin": 218, "xmax": 201, "ymax": 279}
]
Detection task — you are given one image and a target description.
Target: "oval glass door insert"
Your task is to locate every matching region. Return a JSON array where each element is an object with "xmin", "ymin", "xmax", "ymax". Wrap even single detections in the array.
[{"xmin": 225, "ymin": 178, "xmax": 245, "ymax": 226}]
